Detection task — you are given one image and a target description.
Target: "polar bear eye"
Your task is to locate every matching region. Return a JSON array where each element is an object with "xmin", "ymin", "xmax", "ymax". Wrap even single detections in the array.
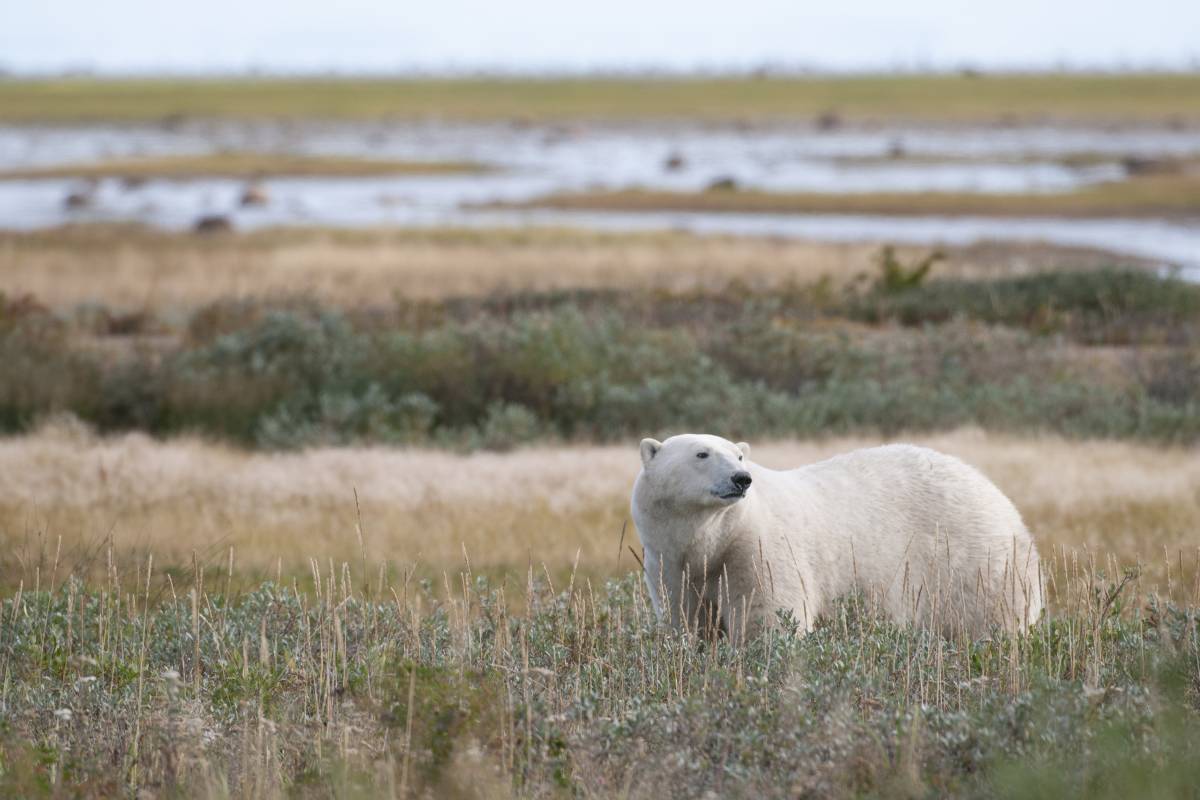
[
  {"xmin": 738, "ymin": 454, "xmax": 743, "ymax": 461},
  {"xmin": 696, "ymin": 452, "xmax": 709, "ymax": 459}
]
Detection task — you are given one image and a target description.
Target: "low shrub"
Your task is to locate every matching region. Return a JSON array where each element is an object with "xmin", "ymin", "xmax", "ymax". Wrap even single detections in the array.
[
  {"xmin": 850, "ymin": 269, "xmax": 1200, "ymax": 344},
  {"xmin": 2, "ymin": 274, "xmax": 1198, "ymax": 448}
]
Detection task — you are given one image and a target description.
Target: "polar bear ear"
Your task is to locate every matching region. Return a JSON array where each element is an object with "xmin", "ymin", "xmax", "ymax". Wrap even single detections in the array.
[
  {"xmin": 736, "ymin": 441, "xmax": 751, "ymax": 458},
  {"xmin": 639, "ymin": 438, "xmax": 662, "ymax": 466}
]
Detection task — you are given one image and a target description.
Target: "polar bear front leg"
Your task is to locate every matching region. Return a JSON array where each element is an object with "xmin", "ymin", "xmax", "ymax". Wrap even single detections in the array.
[
  {"xmin": 642, "ymin": 547, "xmax": 686, "ymax": 629},
  {"xmin": 644, "ymin": 548, "xmax": 725, "ymax": 635},
  {"xmin": 642, "ymin": 547, "xmax": 666, "ymax": 623}
]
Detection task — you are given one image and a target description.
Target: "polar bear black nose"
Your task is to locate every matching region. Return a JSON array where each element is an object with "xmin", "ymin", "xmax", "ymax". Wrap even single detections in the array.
[{"xmin": 732, "ymin": 471, "xmax": 752, "ymax": 490}]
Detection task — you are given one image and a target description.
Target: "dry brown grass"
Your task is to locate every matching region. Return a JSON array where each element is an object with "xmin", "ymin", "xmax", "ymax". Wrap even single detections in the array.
[
  {"xmin": 0, "ymin": 152, "xmax": 483, "ymax": 180},
  {"xmin": 3, "ymin": 421, "xmax": 1196, "ymax": 596},
  {"xmin": 525, "ymin": 172, "xmax": 1200, "ymax": 219},
  {"xmin": 3, "ymin": 74, "xmax": 1199, "ymax": 124},
  {"xmin": 0, "ymin": 225, "xmax": 1146, "ymax": 313}
]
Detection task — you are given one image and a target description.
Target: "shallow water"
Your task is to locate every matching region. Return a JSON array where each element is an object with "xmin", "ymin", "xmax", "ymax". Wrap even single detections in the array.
[
  {"xmin": 5, "ymin": 120, "xmax": 1193, "ymax": 193},
  {"xmin": 1, "ymin": 120, "xmax": 1198, "ymax": 274},
  {"xmin": 465, "ymin": 208, "xmax": 1200, "ymax": 281}
]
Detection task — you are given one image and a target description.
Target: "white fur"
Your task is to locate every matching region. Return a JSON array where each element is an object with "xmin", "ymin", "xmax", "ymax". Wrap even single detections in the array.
[{"xmin": 631, "ymin": 434, "xmax": 1042, "ymax": 639}]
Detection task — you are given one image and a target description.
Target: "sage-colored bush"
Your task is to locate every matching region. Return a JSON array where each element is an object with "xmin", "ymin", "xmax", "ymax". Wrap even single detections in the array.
[{"xmin": 2, "ymin": 271, "xmax": 1198, "ymax": 448}]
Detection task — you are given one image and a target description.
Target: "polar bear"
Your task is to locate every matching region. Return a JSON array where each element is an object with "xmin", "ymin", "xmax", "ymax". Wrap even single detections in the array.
[{"xmin": 630, "ymin": 434, "xmax": 1042, "ymax": 640}]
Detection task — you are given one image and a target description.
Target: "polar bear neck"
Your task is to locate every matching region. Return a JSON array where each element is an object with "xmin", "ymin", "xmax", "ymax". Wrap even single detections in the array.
[{"xmin": 637, "ymin": 490, "xmax": 756, "ymax": 570}]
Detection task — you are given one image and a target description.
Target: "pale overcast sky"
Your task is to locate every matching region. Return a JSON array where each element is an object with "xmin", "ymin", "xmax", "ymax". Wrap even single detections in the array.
[{"xmin": 2, "ymin": 0, "xmax": 1198, "ymax": 74}]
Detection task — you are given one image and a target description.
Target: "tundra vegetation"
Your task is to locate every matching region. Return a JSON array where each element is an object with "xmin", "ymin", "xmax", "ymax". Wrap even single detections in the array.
[
  {"xmin": 2, "ymin": 238, "xmax": 1197, "ymax": 449},
  {"xmin": 0, "ymin": 546, "xmax": 1196, "ymax": 798},
  {"xmin": 520, "ymin": 168, "xmax": 1200, "ymax": 219},
  {"xmin": 3, "ymin": 68, "xmax": 1200, "ymax": 794},
  {"xmin": 0, "ymin": 65, "xmax": 1195, "ymax": 796},
  {"xmin": 1, "ymin": 225, "xmax": 1198, "ymax": 795},
  {"xmin": 0, "ymin": 227, "xmax": 1146, "ymax": 311},
  {"xmin": 2, "ymin": 74, "xmax": 1198, "ymax": 123},
  {"xmin": 0, "ymin": 153, "xmax": 485, "ymax": 180}
]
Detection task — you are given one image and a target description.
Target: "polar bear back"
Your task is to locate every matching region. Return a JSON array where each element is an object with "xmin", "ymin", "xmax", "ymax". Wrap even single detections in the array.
[{"xmin": 754, "ymin": 444, "xmax": 1041, "ymax": 635}]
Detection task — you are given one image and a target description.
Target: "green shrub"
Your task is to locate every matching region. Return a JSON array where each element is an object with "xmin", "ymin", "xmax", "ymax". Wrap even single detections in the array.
[
  {"xmin": 850, "ymin": 269, "xmax": 1200, "ymax": 344},
  {"xmin": 874, "ymin": 244, "xmax": 943, "ymax": 293},
  {"xmin": 256, "ymin": 386, "xmax": 438, "ymax": 448},
  {"xmin": 2, "ymin": 279, "xmax": 1199, "ymax": 448},
  {"xmin": 475, "ymin": 401, "xmax": 543, "ymax": 451}
]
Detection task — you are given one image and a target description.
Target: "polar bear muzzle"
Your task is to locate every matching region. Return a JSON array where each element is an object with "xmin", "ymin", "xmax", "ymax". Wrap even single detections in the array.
[{"xmin": 716, "ymin": 470, "xmax": 752, "ymax": 500}]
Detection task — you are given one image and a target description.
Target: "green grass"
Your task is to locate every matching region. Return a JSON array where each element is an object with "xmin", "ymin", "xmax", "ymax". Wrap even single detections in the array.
[
  {"xmin": 0, "ymin": 152, "xmax": 485, "ymax": 180},
  {"xmin": 1, "ymin": 74, "xmax": 1198, "ymax": 123},
  {"xmin": 523, "ymin": 172, "xmax": 1200, "ymax": 219},
  {"xmin": 0, "ymin": 563, "xmax": 1196, "ymax": 798}
]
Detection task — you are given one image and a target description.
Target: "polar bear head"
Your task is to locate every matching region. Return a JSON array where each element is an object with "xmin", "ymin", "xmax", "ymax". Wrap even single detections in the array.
[{"xmin": 638, "ymin": 433, "xmax": 753, "ymax": 508}]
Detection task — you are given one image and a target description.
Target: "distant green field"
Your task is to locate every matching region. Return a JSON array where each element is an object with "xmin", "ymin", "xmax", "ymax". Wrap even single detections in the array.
[{"xmin": 1, "ymin": 74, "xmax": 1198, "ymax": 123}]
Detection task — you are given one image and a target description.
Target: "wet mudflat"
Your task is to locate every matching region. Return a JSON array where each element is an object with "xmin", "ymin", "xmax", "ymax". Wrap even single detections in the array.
[{"xmin": 1, "ymin": 119, "xmax": 1198, "ymax": 270}]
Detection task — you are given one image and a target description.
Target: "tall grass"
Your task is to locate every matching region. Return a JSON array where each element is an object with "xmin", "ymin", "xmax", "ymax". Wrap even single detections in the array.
[
  {"xmin": 4, "ymin": 227, "xmax": 1117, "ymax": 313},
  {"xmin": 3, "ymin": 426, "xmax": 1197, "ymax": 614},
  {"xmin": 1, "ymin": 542, "xmax": 1196, "ymax": 798}
]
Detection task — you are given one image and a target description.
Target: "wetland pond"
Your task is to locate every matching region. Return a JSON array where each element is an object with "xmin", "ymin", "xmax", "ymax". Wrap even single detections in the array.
[{"xmin": 1, "ymin": 120, "xmax": 1198, "ymax": 276}]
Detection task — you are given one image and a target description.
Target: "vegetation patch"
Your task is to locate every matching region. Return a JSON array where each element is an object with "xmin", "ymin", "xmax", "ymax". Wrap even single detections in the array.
[
  {"xmin": 0, "ymin": 564, "xmax": 1195, "ymax": 798},
  {"xmin": 851, "ymin": 260, "xmax": 1200, "ymax": 343},
  {"xmin": 522, "ymin": 171, "xmax": 1200, "ymax": 219},
  {"xmin": 1, "ymin": 74, "xmax": 1198, "ymax": 123},
  {"xmin": 0, "ymin": 152, "xmax": 485, "ymax": 180},
  {"xmin": 2, "ymin": 225, "xmax": 1151, "ymax": 313},
  {"xmin": 1, "ymin": 266, "xmax": 1198, "ymax": 448}
]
